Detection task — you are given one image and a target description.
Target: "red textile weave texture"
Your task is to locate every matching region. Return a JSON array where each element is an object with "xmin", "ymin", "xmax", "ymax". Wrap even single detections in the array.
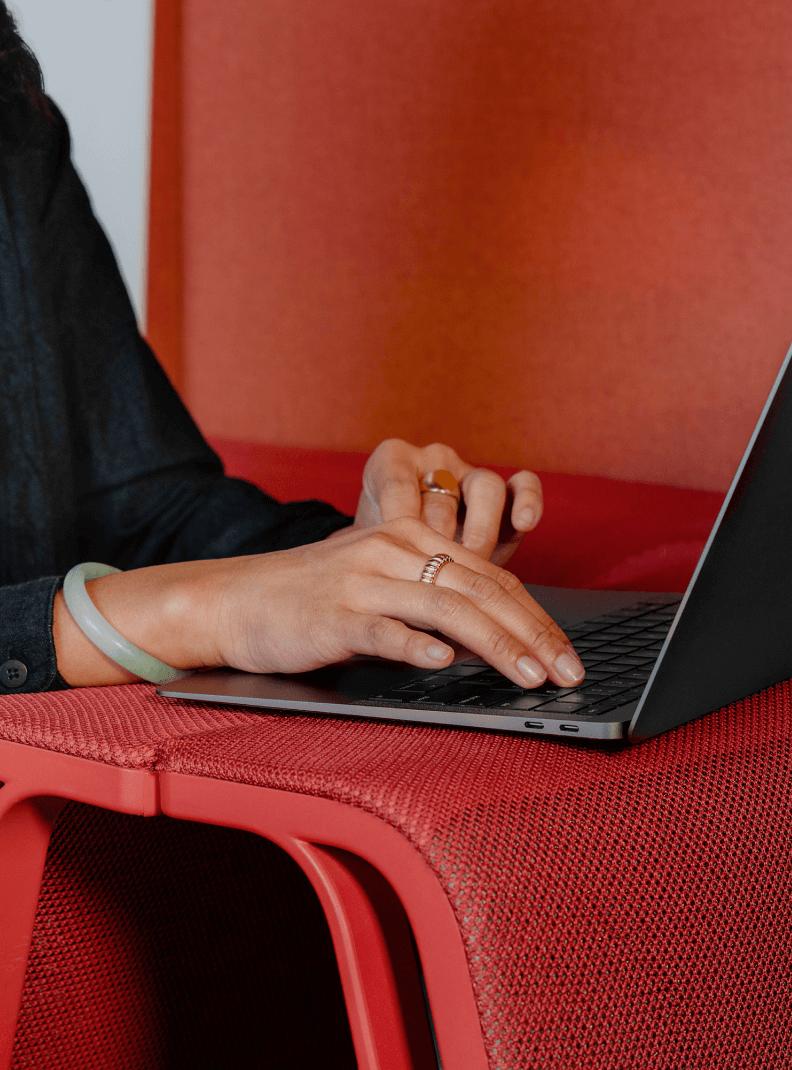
[
  {"xmin": 11, "ymin": 804, "xmax": 356, "ymax": 1070},
  {"xmin": 0, "ymin": 684, "xmax": 259, "ymax": 768},
  {"xmin": 160, "ymin": 686, "xmax": 792, "ymax": 1069}
]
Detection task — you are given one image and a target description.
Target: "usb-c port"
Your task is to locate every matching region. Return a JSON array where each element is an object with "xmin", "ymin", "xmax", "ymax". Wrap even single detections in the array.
[
  {"xmin": 559, "ymin": 724, "xmax": 580, "ymax": 733},
  {"xmin": 524, "ymin": 721, "xmax": 543, "ymax": 729}
]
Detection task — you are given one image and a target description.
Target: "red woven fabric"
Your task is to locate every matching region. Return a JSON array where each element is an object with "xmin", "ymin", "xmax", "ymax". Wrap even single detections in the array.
[
  {"xmin": 210, "ymin": 438, "xmax": 724, "ymax": 592},
  {"xmin": 159, "ymin": 685, "xmax": 792, "ymax": 1068},
  {"xmin": 11, "ymin": 804, "xmax": 356, "ymax": 1070},
  {"xmin": 0, "ymin": 684, "xmax": 259, "ymax": 768}
]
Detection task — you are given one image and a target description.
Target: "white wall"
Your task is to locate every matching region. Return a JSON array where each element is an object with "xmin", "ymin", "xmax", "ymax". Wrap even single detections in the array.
[{"xmin": 10, "ymin": 0, "xmax": 154, "ymax": 324}]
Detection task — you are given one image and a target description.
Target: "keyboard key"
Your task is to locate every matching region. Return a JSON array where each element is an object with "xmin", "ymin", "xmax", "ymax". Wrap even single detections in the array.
[
  {"xmin": 421, "ymin": 681, "xmax": 495, "ymax": 705},
  {"xmin": 611, "ymin": 670, "xmax": 651, "ymax": 684},
  {"xmin": 579, "ymin": 683, "xmax": 633, "ymax": 698},
  {"xmin": 494, "ymin": 693, "xmax": 556, "ymax": 710},
  {"xmin": 393, "ymin": 675, "xmax": 456, "ymax": 692},
  {"xmin": 531, "ymin": 701, "xmax": 591, "ymax": 714},
  {"xmin": 478, "ymin": 689, "xmax": 530, "ymax": 707},
  {"xmin": 436, "ymin": 664, "xmax": 490, "ymax": 677},
  {"xmin": 580, "ymin": 653, "xmax": 610, "ymax": 666},
  {"xmin": 581, "ymin": 700, "xmax": 624, "ymax": 716}
]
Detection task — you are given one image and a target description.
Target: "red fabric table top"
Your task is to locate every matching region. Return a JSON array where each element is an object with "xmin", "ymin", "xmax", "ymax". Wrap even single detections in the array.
[
  {"xmin": 158, "ymin": 683, "xmax": 792, "ymax": 1068},
  {"xmin": 0, "ymin": 685, "xmax": 259, "ymax": 769},
  {"xmin": 3, "ymin": 459, "xmax": 767, "ymax": 1068}
]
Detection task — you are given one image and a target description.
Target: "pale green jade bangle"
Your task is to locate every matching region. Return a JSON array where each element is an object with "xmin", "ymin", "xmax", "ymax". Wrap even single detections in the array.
[{"xmin": 62, "ymin": 562, "xmax": 190, "ymax": 685}]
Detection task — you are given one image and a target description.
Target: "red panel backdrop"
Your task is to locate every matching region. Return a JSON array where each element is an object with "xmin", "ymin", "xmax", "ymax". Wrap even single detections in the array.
[{"xmin": 150, "ymin": 0, "xmax": 792, "ymax": 491}]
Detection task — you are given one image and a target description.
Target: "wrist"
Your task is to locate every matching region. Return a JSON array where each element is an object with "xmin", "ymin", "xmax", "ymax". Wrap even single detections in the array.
[{"xmin": 53, "ymin": 560, "xmax": 223, "ymax": 688}]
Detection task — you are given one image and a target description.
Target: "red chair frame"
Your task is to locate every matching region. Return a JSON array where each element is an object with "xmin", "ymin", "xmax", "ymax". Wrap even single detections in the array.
[
  {"xmin": 0, "ymin": 739, "xmax": 158, "ymax": 1069},
  {"xmin": 0, "ymin": 730, "xmax": 483, "ymax": 1070},
  {"xmin": 159, "ymin": 772, "xmax": 487, "ymax": 1070}
]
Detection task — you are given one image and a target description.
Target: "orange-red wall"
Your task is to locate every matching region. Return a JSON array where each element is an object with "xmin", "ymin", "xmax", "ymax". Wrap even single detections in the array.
[{"xmin": 151, "ymin": 0, "xmax": 792, "ymax": 491}]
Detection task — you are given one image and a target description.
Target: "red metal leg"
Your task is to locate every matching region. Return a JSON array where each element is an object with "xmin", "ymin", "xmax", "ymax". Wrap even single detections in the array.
[
  {"xmin": 0, "ymin": 795, "xmax": 66, "ymax": 1070},
  {"xmin": 0, "ymin": 739, "xmax": 159, "ymax": 1068},
  {"xmin": 292, "ymin": 841, "xmax": 438, "ymax": 1070},
  {"xmin": 160, "ymin": 773, "xmax": 487, "ymax": 1070}
]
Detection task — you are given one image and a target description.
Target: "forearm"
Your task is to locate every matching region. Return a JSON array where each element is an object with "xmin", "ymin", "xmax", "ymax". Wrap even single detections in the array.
[
  {"xmin": 52, "ymin": 559, "xmax": 228, "ymax": 687},
  {"xmin": 80, "ymin": 468, "xmax": 353, "ymax": 573},
  {"xmin": 50, "ymin": 517, "xmax": 585, "ymax": 695}
]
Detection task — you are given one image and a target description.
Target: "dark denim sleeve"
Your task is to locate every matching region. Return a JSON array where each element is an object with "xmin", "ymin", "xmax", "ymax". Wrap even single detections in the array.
[
  {"xmin": 0, "ymin": 577, "xmax": 69, "ymax": 695},
  {"xmin": 0, "ymin": 99, "xmax": 353, "ymax": 695},
  {"xmin": 77, "ymin": 463, "xmax": 353, "ymax": 569},
  {"xmin": 24, "ymin": 101, "xmax": 354, "ymax": 567}
]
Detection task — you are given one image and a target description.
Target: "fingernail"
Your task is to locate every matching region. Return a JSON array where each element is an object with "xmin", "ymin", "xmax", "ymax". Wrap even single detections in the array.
[
  {"xmin": 427, "ymin": 643, "xmax": 453, "ymax": 661},
  {"xmin": 517, "ymin": 655, "xmax": 546, "ymax": 686},
  {"xmin": 517, "ymin": 507, "xmax": 536, "ymax": 530},
  {"xmin": 554, "ymin": 651, "xmax": 585, "ymax": 685}
]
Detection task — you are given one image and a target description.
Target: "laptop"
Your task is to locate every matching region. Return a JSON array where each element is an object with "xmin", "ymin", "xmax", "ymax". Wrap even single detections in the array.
[{"xmin": 160, "ymin": 341, "xmax": 792, "ymax": 743}]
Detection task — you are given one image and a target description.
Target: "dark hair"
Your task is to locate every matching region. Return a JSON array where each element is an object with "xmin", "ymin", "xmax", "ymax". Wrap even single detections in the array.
[{"xmin": 0, "ymin": 1, "xmax": 46, "ymax": 108}]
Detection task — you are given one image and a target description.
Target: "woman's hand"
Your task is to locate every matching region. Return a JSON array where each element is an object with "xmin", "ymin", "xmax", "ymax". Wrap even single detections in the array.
[
  {"xmin": 53, "ymin": 518, "xmax": 584, "ymax": 690},
  {"xmin": 347, "ymin": 439, "xmax": 543, "ymax": 566}
]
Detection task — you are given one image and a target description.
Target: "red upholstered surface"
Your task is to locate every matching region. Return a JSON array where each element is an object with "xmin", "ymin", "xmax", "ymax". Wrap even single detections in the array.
[
  {"xmin": 12, "ymin": 805, "xmax": 355, "ymax": 1070},
  {"xmin": 0, "ymin": 461, "xmax": 752, "ymax": 1067},
  {"xmin": 0, "ymin": 684, "xmax": 258, "ymax": 768},
  {"xmin": 158, "ymin": 684, "xmax": 792, "ymax": 1068},
  {"xmin": 211, "ymin": 438, "xmax": 725, "ymax": 593}
]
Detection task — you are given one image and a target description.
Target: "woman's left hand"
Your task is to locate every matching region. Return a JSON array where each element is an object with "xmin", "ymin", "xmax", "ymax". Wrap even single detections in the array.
[{"xmin": 347, "ymin": 439, "xmax": 543, "ymax": 567}]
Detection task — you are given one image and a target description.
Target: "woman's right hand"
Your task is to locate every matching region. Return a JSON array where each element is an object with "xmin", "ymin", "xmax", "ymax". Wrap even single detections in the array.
[{"xmin": 54, "ymin": 517, "xmax": 585, "ymax": 690}]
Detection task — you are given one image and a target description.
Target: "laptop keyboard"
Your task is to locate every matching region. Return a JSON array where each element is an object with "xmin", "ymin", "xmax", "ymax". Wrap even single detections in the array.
[{"xmin": 367, "ymin": 599, "xmax": 680, "ymax": 717}]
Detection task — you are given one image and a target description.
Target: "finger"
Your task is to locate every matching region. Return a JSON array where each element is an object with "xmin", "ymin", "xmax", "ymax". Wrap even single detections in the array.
[
  {"xmin": 458, "ymin": 468, "xmax": 507, "ymax": 559},
  {"xmin": 363, "ymin": 445, "xmax": 423, "ymax": 523},
  {"xmin": 349, "ymin": 613, "xmax": 455, "ymax": 668},
  {"xmin": 420, "ymin": 484, "xmax": 460, "ymax": 541},
  {"xmin": 361, "ymin": 524, "xmax": 584, "ymax": 687},
  {"xmin": 434, "ymin": 562, "xmax": 584, "ymax": 688},
  {"xmin": 362, "ymin": 571, "xmax": 563, "ymax": 689},
  {"xmin": 507, "ymin": 470, "xmax": 543, "ymax": 532},
  {"xmin": 394, "ymin": 517, "xmax": 561, "ymax": 634},
  {"xmin": 415, "ymin": 444, "xmax": 470, "ymax": 540}
]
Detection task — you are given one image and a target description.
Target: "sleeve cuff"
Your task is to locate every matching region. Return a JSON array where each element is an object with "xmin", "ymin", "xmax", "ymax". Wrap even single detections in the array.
[{"xmin": 0, "ymin": 576, "xmax": 71, "ymax": 694}]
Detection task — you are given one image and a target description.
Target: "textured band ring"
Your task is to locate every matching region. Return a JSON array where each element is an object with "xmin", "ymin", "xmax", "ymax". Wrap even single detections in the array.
[
  {"xmin": 419, "ymin": 553, "xmax": 455, "ymax": 584},
  {"xmin": 419, "ymin": 469, "xmax": 461, "ymax": 501}
]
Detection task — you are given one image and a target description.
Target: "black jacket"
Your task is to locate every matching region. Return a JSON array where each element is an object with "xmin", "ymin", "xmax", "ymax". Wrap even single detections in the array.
[{"xmin": 0, "ymin": 98, "xmax": 351, "ymax": 693}]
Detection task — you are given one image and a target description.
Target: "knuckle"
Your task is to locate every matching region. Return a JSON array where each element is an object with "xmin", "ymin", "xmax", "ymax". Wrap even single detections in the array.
[
  {"xmin": 470, "ymin": 467, "xmax": 504, "ymax": 490},
  {"xmin": 494, "ymin": 568, "xmax": 523, "ymax": 595},
  {"xmin": 463, "ymin": 569, "xmax": 500, "ymax": 602},
  {"xmin": 392, "ymin": 515, "xmax": 425, "ymax": 540},
  {"xmin": 425, "ymin": 442, "xmax": 460, "ymax": 465},
  {"xmin": 426, "ymin": 584, "xmax": 464, "ymax": 620},
  {"xmin": 379, "ymin": 473, "xmax": 414, "ymax": 500},
  {"xmin": 461, "ymin": 526, "xmax": 493, "ymax": 549},
  {"xmin": 403, "ymin": 629, "xmax": 429, "ymax": 659},
  {"xmin": 510, "ymin": 469, "xmax": 543, "ymax": 497},
  {"xmin": 363, "ymin": 615, "xmax": 394, "ymax": 650},
  {"xmin": 526, "ymin": 618, "xmax": 558, "ymax": 651},
  {"xmin": 377, "ymin": 437, "xmax": 409, "ymax": 458},
  {"xmin": 358, "ymin": 529, "xmax": 396, "ymax": 562},
  {"xmin": 489, "ymin": 629, "xmax": 517, "ymax": 660}
]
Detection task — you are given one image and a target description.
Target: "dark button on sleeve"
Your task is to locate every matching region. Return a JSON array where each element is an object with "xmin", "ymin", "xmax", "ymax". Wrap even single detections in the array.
[
  {"xmin": 0, "ymin": 659, "xmax": 27, "ymax": 687},
  {"xmin": 0, "ymin": 577, "xmax": 70, "ymax": 694}
]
